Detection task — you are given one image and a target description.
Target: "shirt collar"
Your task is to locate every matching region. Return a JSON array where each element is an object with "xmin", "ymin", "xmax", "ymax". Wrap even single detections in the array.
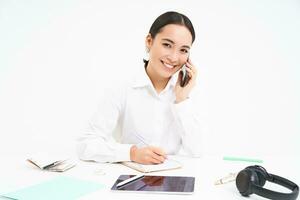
[{"xmin": 131, "ymin": 65, "xmax": 177, "ymax": 89}]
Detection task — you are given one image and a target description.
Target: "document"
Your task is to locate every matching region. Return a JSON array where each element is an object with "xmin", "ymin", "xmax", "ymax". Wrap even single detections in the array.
[
  {"xmin": 2, "ymin": 176, "xmax": 104, "ymax": 200},
  {"xmin": 27, "ymin": 152, "xmax": 76, "ymax": 172},
  {"xmin": 121, "ymin": 158, "xmax": 182, "ymax": 173}
]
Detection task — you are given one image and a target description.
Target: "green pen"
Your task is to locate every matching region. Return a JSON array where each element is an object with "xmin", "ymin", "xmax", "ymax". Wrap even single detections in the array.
[{"xmin": 223, "ymin": 156, "xmax": 263, "ymax": 163}]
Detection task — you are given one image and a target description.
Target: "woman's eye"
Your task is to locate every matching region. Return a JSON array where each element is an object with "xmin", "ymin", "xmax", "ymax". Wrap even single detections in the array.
[
  {"xmin": 162, "ymin": 43, "xmax": 172, "ymax": 48},
  {"xmin": 181, "ymin": 49, "xmax": 189, "ymax": 54}
]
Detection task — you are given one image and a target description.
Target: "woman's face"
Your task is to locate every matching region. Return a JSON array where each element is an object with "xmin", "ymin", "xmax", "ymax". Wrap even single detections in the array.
[{"xmin": 146, "ymin": 24, "xmax": 192, "ymax": 79}]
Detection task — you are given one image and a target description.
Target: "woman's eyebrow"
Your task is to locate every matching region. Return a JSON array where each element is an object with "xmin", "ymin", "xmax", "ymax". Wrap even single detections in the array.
[{"xmin": 161, "ymin": 38, "xmax": 190, "ymax": 49}]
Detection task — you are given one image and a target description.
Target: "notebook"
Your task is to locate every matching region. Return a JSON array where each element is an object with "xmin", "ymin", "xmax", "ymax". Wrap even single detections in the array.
[{"xmin": 121, "ymin": 158, "xmax": 182, "ymax": 173}]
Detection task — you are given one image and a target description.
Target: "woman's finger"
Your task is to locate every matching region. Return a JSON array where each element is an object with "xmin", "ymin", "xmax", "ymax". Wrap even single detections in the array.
[
  {"xmin": 185, "ymin": 67, "xmax": 194, "ymax": 78},
  {"xmin": 186, "ymin": 58, "xmax": 194, "ymax": 66},
  {"xmin": 150, "ymin": 151, "xmax": 165, "ymax": 163},
  {"xmin": 185, "ymin": 62, "xmax": 197, "ymax": 74},
  {"xmin": 149, "ymin": 155, "xmax": 163, "ymax": 164},
  {"xmin": 150, "ymin": 146, "xmax": 167, "ymax": 158}
]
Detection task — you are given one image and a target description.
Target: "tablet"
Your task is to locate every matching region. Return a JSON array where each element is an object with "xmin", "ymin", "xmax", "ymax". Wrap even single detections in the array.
[{"xmin": 111, "ymin": 175, "xmax": 195, "ymax": 194}]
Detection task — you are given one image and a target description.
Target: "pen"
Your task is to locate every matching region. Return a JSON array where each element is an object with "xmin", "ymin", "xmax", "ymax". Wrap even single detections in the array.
[
  {"xmin": 116, "ymin": 174, "xmax": 145, "ymax": 188},
  {"xmin": 132, "ymin": 131, "xmax": 149, "ymax": 146},
  {"xmin": 43, "ymin": 161, "xmax": 61, "ymax": 170},
  {"xmin": 132, "ymin": 131, "xmax": 168, "ymax": 160}
]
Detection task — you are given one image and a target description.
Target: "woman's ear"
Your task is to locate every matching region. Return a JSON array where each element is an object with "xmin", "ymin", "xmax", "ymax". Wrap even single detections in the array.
[{"xmin": 145, "ymin": 33, "xmax": 153, "ymax": 51}]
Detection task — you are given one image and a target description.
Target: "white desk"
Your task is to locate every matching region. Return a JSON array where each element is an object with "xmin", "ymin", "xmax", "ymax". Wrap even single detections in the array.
[{"xmin": 0, "ymin": 153, "xmax": 299, "ymax": 200}]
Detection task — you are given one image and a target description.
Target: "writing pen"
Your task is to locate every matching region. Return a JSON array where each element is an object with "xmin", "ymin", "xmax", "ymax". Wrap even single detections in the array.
[
  {"xmin": 132, "ymin": 131, "xmax": 167, "ymax": 159},
  {"xmin": 133, "ymin": 131, "xmax": 149, "ymax": 146},
  {"xmin": 43, "ymin": 160, "xmax": 63, "ymax": 170},
  {"xmin": 116, "ymin": 174, "xmax": 145, "ymax": 188}
]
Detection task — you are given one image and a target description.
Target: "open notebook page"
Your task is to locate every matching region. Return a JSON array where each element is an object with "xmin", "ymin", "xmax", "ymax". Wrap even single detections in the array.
[{"xmin": 121, "ymin": 158, "xmax": 182, "ymax": 173}]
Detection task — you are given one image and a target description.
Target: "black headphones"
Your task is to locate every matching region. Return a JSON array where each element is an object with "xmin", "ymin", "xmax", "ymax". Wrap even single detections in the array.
[{"xmin": 236, "ymin": 165, "xmax": 299, "ymax": 200}]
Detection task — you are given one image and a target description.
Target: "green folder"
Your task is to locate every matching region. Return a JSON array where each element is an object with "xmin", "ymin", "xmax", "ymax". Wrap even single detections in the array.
[{"xmin": 2, "ymin": 176, "xmax": 104, "ymax": 200}]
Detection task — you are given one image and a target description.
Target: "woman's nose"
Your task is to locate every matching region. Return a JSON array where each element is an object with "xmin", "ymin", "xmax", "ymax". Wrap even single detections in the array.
[{"xmin": 167, "ymin": 50, "xmax": 179, "ymax": 63}]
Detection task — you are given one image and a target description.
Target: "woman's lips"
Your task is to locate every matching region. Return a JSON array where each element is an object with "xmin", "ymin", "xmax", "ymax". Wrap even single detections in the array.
[{"xmin": 161, "ymin": 61, "xmax": 176, "ymax": 69}]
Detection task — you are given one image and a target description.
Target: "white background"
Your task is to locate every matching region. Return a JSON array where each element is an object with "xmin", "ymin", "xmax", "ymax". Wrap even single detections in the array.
[{"xmin": 0, "ymin": 0, "xmax": 299, "ymax": 157}]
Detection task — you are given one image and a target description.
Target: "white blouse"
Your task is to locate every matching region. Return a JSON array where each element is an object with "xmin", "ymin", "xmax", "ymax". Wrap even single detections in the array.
[{"xmin": 76, "ymin": 66, "xmax": 203, "ymax": 163}]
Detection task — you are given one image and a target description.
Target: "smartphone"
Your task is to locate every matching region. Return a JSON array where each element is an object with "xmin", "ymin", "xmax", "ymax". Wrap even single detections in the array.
[{"xmin": 180, "ymin": 64, "xmax": 190, "ymax": 87}]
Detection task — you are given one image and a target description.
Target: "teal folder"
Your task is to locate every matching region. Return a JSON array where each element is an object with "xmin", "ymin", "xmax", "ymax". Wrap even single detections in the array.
[{"xmin": 2, "ymin": 176, "xmax": 104, "ymax": 200}]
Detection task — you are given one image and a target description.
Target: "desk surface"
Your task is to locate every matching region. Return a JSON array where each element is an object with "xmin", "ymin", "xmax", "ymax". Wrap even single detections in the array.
[{"xmin": 0, "ymin": 153, "xmax": 299, "ymax": 200}]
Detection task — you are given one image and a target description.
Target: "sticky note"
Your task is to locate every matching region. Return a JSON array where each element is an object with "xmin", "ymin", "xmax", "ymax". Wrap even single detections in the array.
[{"xmin": 2, "ymin": 176, "xmax": 104, "ymax": 200}]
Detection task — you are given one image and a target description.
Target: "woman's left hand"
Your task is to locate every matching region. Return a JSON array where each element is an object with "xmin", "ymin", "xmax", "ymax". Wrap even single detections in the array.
[{"xmin": 174, "ymin": 58, "xmax": 197, "ymax": 103}]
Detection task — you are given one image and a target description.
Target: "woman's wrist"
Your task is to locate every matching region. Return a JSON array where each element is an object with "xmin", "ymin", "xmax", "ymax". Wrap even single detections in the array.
[
  {"xmin": 175, "ymin": 96, "xmax": 188, "ymax": 104},
  {"xmin": 130, "ymin": 145, "xmax": 137, "ymax": 161}
]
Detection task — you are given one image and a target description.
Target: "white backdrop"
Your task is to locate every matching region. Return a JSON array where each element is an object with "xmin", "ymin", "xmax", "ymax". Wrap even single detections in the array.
[{"xmin": 0, "ymin": 0, "xmax": 299, "ymax": 157}]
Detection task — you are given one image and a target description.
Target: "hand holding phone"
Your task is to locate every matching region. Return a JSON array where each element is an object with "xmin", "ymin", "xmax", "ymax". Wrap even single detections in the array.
[{"xmin": 175, "ymin": 58, "xmax": 197, "ymax": 103}]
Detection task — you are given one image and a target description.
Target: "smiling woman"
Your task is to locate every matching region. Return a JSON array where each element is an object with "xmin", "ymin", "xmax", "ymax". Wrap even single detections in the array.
[
  {"xmin": 145, "ymin": 24, "xmax": 192, "ymax": 90},
  {"xmin": 144, "ymin": 11, "xmax": 196, "ymax": 94},
  {"xmin": 76, "ymin": 11, "xmax": 202, "ymax": 165}
]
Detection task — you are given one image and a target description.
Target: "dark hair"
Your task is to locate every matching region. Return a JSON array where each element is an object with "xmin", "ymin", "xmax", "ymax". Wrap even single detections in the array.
[{"xmin": 144, "ymin": 11, "xmax": 196, "ymax": 65}]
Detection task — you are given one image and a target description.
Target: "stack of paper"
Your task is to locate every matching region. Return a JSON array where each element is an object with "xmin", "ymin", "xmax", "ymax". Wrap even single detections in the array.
[{"xmin": 27, "ymin": 153, "xmax": 76, "ymax": 172}]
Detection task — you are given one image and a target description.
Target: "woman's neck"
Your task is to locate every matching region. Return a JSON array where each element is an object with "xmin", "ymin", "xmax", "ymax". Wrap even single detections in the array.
[{"xmin": 145, "ymin": 63, "xmax": 170, "ymax": 94}]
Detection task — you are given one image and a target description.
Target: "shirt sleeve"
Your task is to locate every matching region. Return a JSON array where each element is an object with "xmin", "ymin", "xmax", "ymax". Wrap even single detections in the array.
[
  {"xmin": 76, "ymin": 86, "xmax": 133, "ymax": 163},
  {"xmin": 170, "ymin": 87, "xmax": 204, "ymax": 157}
]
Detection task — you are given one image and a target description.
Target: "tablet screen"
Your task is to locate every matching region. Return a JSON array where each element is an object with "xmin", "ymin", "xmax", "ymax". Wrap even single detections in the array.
[{"xmin": 111, "ymin": 175, "xmax": 195, "ymax": 194}]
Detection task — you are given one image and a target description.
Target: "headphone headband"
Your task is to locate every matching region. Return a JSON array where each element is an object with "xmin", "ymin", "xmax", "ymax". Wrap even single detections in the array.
[{"xmin": 253, "ymin": 174, "xmax": 299, "ymax": 200}]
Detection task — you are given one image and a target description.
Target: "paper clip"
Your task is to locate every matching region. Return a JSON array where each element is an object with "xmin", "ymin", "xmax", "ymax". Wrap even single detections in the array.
[{"xmin": 94, "ymin": 168, "xmax": 106, "ymax": 175}]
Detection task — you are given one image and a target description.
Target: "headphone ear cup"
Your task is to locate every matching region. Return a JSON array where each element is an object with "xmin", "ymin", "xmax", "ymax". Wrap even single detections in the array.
[
  {"xmin": 236, "ymin": 169, "xmax": 259, "ymax": 196},
  {"xmin": 246, "ymin": 166, "xmax": 267, "ymax": 187},
  {"xmin": 254, "ymin": 169, "xmax": 267, "ymax": 187}
]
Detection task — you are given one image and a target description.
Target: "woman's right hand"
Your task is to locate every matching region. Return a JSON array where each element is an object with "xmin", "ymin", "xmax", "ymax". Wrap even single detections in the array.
[{"xmin": 130, "ymin": 145, "xmax": 167, "ymax": 164}]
